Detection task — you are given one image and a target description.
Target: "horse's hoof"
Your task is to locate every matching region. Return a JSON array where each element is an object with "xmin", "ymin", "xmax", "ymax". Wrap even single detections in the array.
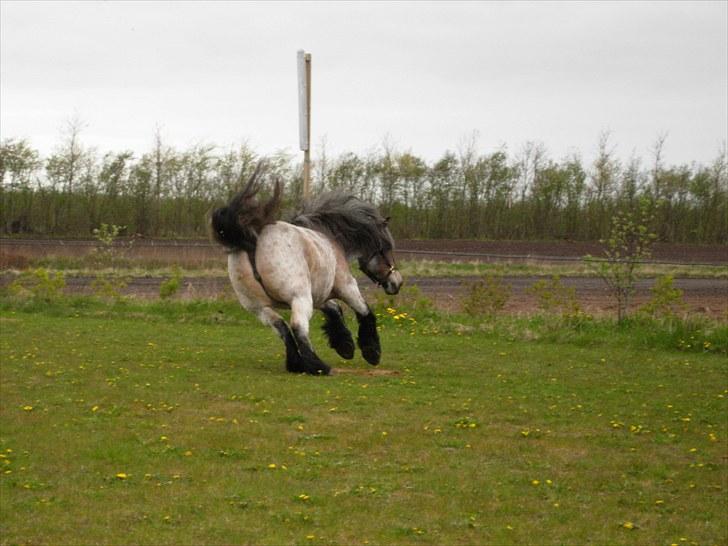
[
  {"xmin": 361, "ymin": 344, "xmax": 381, "ymax": 366},
  {"xmin": 310, "ymin": 364, "xmax": 331, "ymax": 376},
  {"xmin": 334, "ymin": 340, "xmax": 355, "ymax": 360}
]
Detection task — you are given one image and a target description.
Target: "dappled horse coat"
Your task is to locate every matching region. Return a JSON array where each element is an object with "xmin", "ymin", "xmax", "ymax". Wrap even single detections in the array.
[{"xmin": 211, "ymin": 166, "xmax": 402, "ymax": 375}]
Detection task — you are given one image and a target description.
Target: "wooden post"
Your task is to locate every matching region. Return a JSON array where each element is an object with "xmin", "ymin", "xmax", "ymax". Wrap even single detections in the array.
[{"xmin": 297, "ymin": 50, "xmax": 312, "ymax": 199}]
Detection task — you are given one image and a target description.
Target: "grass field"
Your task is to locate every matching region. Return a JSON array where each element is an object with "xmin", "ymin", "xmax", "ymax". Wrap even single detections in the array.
[{"xmin": 1, "ymin": 298, "xmax": 726, "ymax": 545}]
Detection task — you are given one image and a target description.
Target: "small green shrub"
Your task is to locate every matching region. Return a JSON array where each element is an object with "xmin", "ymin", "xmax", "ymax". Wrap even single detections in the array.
[
  {"xmin": 8, "ymin": 268, "xmax": 66, "ymax": 302},
  {"xmin": 90, "ymin": 275, "xmax": 127, "ymax": 301},
  {"xmin": 639, "ymin": 275, "xmax": 686, "ymax": 319},
  {"xmin": 462, "ymin": 275, "xmax": 511, "ymax": 318},
  {"xmin": 526, "ymin": 275, "xmax": 581, "ymax": 317},
  {"xmin": 159, "ymin": 267, "xmax": 183, "ymax": 300}
]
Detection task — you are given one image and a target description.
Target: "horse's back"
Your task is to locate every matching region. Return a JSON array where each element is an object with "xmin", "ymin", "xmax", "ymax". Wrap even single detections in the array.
[{"xmin": 255, "ymin": 222, "xmax": 340, "ymax": 307}]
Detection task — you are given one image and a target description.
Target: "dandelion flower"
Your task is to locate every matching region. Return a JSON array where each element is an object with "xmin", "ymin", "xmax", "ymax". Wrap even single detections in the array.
[{"xmin": 115, "ymin": 472, "xmax": 128, "ymax": 480}]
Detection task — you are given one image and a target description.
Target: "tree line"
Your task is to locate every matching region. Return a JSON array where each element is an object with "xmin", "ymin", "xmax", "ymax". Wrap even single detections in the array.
[{"xmin": 1, "ymin": 125, "xmax": 726, "ymax": 243}]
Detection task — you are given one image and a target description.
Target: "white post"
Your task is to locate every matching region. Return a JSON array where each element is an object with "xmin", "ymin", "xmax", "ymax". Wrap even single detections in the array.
[{"xmin": 297, "ymin": 50, "xmax": 312, "ymax": 198}]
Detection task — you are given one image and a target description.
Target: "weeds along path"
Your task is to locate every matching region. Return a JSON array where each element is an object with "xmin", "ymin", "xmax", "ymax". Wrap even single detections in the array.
[{"xmin": 9, "ymin": 274, "xmax": 725, "ymax": 317}]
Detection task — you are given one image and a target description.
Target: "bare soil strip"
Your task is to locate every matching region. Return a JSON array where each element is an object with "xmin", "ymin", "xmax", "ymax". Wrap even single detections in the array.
[
  {"xmin": 2, "ymin": 238, "xmax": 727, "ymax": 266},
  {"xmin": 2, "ymin": 274, "xmax": 723, "ymax": 318}
]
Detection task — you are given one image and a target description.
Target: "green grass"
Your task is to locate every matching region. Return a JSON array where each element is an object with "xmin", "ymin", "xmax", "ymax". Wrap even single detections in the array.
[{"xmin": 1, "ymin": 298, "xmax": 726, "ymax": 545}]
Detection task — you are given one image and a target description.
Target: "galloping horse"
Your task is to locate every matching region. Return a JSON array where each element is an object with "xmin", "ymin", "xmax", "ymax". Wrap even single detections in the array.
[{"xmin": 211, "ymin": 166, "xmax": 403, "ymax": 375}]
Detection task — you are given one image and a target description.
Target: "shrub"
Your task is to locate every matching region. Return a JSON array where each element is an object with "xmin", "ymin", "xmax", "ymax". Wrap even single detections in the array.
[
  {"xmin": 8, "ymin": 268, "xmax": 65, "ymax": 302},
  {"xmin": 639, "ymin": 275, "xmax": 686, "ymax": 319},
  {"xmin": 160, "ymin": 267, "xmax": 183, "ymax": 300},
  {"xmin": 90, "ymin": 275, "xmax": 127, "ymax": 301},
  {"xmin": 526, "ymin": 275, "xmax": 581, "ymax": 317},
  {"xmin": 462, "ymin": 275, "xmax": 511, "ymax": 318}
]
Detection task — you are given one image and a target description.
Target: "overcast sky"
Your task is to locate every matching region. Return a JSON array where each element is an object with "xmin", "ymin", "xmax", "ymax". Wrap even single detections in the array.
[{"xmin": 1, "ymin": 1, "xmax": 726, "ymax": 166}]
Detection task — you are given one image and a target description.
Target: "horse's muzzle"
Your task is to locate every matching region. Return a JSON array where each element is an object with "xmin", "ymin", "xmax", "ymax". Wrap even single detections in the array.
[{"xmin": 383, "ymin": 271, "xmax": 403, "ymax": 295}]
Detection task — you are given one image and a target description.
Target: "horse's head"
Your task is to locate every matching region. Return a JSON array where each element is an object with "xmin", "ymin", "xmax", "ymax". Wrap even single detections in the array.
[{"xmin": 358, "ymin": 217, "xmax": 403, "ymax": 295}]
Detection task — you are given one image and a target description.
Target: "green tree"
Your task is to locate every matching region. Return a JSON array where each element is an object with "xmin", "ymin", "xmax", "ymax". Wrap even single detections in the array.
[{"xmin": 585, "ymin": 199, "xmax": 657, "ymax": 322}]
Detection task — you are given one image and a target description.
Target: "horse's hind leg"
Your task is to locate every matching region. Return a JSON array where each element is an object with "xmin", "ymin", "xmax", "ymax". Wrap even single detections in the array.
[
  {"xmin": 290, "ymin": 296, "xmax": 331, "ymax": 375},
  {"xmin": 321, "ymin": 301, "xmax": 355, "ymax": 360},
  {"xmin": 257, "ymin": 308, "xmax": 307, "ymax": 373}
]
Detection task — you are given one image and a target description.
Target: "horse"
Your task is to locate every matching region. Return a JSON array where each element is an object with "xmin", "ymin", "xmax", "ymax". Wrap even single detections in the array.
[{"xmin": 210, "ymin": 165, "xmax": 403, "ymax": 376}]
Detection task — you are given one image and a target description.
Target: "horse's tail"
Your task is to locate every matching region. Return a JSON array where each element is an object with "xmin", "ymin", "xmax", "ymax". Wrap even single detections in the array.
[{"xmin": 210, "ymin": 163, "xmax": 282, "ymax": 252}]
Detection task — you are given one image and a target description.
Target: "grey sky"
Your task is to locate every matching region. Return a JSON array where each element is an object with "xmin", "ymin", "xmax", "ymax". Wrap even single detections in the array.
[{"xmin": 1, "ymin": 1, "xmax": 726, "ymax": 166}]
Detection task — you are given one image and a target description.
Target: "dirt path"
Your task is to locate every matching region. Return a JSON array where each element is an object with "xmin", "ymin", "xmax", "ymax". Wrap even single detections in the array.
[
  {"xmin": 3, "ymin": 238, "xmax": 727, "ymax": 266},
  {"xmin": 40, "ymin": 274, "xmax": 728, "ymax": 318},
  {"xmin": 2, "ymin": 238, "xmax": 726, "ymax": 317}
]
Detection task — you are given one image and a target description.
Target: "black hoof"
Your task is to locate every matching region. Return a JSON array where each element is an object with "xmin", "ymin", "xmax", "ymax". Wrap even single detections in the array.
[
  {"xmin": 331, "ymin": 336, "xmax": 355, "ymax": 360},
  {"xmin": 356, "ymin": 308, "xmax": 381, "ymax": 366},
  {"xmin": 359, "ymin": 342, "xmax": 381, "ymax": 366},
  {"xmin": 285, "ymin": 354, "xmax": 307, "ymax": 374},
  {"xmin": 286, "ymin": 356, "xmax": 330, "ymax": 376},
  {"xmin": 302, "ymin": 357, "xmax": 331, "ymax": 376},
  {"xmin": 322, "ymin": 304, "xmax": 355, "ymax": 360}
]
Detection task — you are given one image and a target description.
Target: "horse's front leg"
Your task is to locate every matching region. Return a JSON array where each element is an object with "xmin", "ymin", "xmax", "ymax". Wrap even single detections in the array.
[
  {"xmin": 321, "ymin": 300, "xmax": 355, "ymax": 360},
  {"xmin": 290, "ymin": 296, "xmax": 331, "ymax": 375},
  {"xmin": 335, "ymin": 280, "xmax": 381, "ymax": 366}
]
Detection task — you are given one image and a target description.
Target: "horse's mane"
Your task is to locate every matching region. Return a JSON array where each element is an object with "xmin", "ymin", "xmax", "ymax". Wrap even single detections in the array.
[{"xmin": 291, "ymin": 190, "xmax": 392, "ymax": 257}]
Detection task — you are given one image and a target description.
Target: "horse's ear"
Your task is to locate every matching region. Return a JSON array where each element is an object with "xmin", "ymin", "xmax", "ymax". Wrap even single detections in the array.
[{"xmin": 384, "ymin": 216, "xmax": 391, "ymax": 226}]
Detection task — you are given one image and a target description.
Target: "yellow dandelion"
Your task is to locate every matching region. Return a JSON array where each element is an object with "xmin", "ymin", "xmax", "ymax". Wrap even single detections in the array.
[
  {"xmin": 531, "ymin": 479, "xmax": 540, "ymax": 486},
  {"xmin": 115, "ymin": 472, "xmax": 128, "ymax": 480},
  {"xmin": 622, "ymin": 521, "xmax": 635, "ymax": 530},
  {"xmin": 22, "ymin": 406, "xmax": 33, "ymax": 412},
  {"xmin": 268, "ymin": 463, "xmax": 277, "ymax": 469}
]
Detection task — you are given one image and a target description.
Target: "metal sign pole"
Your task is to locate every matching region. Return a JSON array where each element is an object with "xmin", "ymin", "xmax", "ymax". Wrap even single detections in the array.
[{"xmin": 297, "ymin": 50, "xmax": 312, "ymax": 199}]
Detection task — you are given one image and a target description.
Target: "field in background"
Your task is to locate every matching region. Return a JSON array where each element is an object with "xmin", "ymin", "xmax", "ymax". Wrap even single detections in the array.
[
  {"xmin": 2, "ymin": 238, "xmax": 727, "ymax": 318},
  {"xmin": 2, "ymin": 238, "xmax": 727, "ymax": 268},
  {"xmin": 1, "ymin": 299, "xmax": 726, "ymax": 545}
]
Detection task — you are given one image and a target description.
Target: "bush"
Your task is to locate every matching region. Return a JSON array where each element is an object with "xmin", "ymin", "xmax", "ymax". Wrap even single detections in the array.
[
  {"xmin": 639, "ymin": 275, "xmax": 686, "ymax": 319},
  {"xmin": 90, "ymin": 275, "xmax": 127, "ymax": 301},
  {"xmin": 526, "ymin": 275, "xmax": 581, "ymax": 317},
  {"xmin": 462, "ymin": 275, "xmax": 511, "ymax": 318},
  {"xmin": 8, "ymin": 268, "xmax": 66, "ymax": 302},
  {"xmin": 159, "ymin": 267, "xmax": 183, "ymax": 300}
]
